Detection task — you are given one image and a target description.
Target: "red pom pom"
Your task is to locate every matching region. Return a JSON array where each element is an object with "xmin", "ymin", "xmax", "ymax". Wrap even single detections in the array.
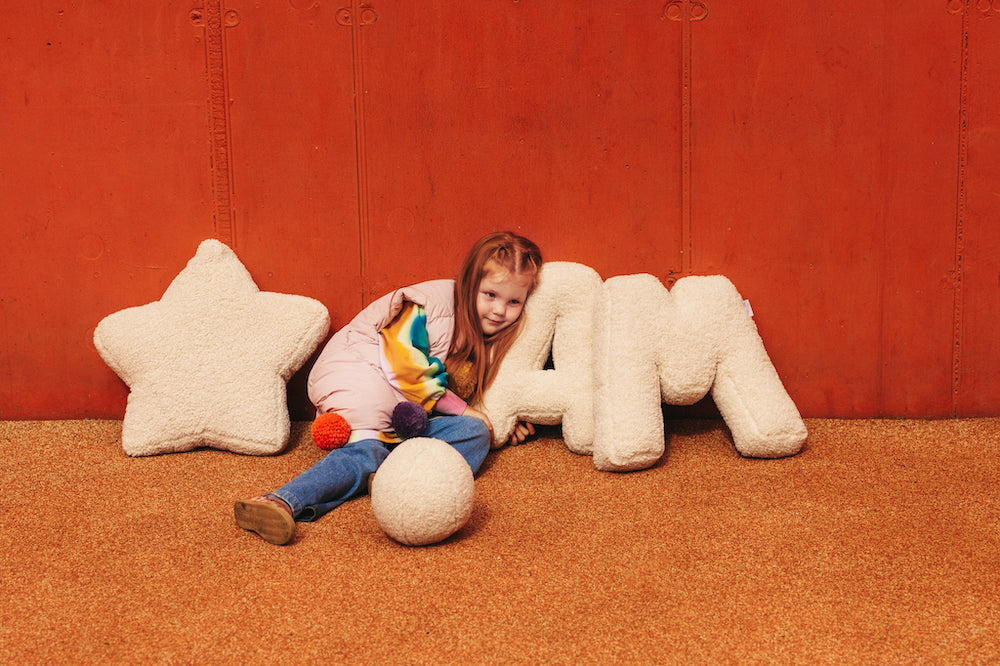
[{"xmin": 312, "ymin": 412, "xmax": 351, "ymax": 450}]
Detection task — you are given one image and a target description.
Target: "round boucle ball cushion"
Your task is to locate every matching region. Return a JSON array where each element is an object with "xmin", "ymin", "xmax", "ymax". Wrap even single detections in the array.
[{"xmin": 370, "ymin": 437, "xmax": 475, "ymax": 546}]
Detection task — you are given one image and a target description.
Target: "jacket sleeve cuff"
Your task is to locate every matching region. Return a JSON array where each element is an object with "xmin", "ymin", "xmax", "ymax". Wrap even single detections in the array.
[{"xmin": 433, "ymin": 390, "xmax": 468, "ymax": 416}]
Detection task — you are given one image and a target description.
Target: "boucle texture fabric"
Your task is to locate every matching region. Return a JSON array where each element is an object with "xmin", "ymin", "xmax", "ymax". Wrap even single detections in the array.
[
  {"xmin": 482, "ymin": 263, "xmax": 805, "ymax": 470},
  {"xmin": 594, "ymin": 273, "xmax": 807, "ymax": 471},
  {"xmin": 479, "ymin": 262, "xmax": 603, "ymax": 453},
  {"xmin": 93, "ymin": 239, "xmax": 329, "ymax": 456},
  {"xmin": 369, "ymin": 437, "xmax": 475, "ymax": 546}
]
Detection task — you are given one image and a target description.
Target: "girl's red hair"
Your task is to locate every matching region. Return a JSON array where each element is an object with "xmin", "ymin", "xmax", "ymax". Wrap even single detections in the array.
[{"xmin": 447, "ymin": 232, "xmax": 542, "ymax": 404}]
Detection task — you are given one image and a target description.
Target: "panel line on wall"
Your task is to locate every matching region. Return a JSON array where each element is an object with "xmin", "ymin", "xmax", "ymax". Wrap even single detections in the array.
[
  {"xmin": 952, "ymin": 0, "xmax": 970, "ymax": 416},
  {"xmin": 198, "ymin": 2, "xmax": 238, "ymax": 248},
  {"xmin": 338, "ymin": 2, "xmax": 378, "ymax": 308},
  {"xmin": 667, "ymin": 0, "xmax": 706, "ymax": 276},
  {"xmin": 681, "ymin": 0, "xmax": 694, "ymax": 275}
]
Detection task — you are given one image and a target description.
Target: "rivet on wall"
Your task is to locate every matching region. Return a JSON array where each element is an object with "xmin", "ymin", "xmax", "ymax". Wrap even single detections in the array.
[{"xmin": 662, "ymin": 1, "xmax": 708, "ymax": 22}]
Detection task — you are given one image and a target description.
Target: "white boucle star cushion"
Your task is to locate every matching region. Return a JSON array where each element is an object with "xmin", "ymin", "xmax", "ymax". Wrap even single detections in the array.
[{"xmin": 93, "ymin": 239, "xmax": 330, "ymax": 456}]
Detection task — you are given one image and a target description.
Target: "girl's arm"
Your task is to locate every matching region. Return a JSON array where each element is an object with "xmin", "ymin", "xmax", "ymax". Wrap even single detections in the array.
[
  {"xmin": 460, "ymin": 405, "xmax": 498, "ymax": 448},
  {"xmin": 380, "ymin": 302, "xmax": 452, "ymax": 412},
  {"xmin": 461, "ymin": 407, "xmax": 535, "ymax": 449}
]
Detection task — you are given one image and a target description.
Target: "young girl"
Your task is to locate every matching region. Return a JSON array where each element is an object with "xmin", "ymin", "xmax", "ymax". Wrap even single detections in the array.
[{"xmin": 235, "ymin": 232, "xmax": 543, "ymax": 545}]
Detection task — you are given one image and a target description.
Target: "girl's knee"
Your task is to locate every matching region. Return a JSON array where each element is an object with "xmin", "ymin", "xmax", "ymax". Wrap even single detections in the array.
[
  {"xmin": 463, "ymin": 418, "xmax": 493, "ymax": 469},
  {"xmin": 340, "ymin": 439, "xmax": 391, "ymax": 470},
  {"xmin": 459, "ymin": 416, "xmax": 493, "ymax": 452},
  {"xmin": 466, "ymin": 415, "xmax": 491, "ymax": 439}
]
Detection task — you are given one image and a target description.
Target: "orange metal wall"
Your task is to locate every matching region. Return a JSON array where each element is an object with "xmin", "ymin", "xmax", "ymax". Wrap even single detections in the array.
[{"xmin": 2, "ymin": 1, "xmax": 998, "ymax": 420}]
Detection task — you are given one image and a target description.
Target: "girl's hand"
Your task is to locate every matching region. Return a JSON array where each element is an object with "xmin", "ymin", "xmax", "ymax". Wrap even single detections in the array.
[
  {"xmin": 462, "ymin": 406, "xmax": 496, "ymax": 447},
  {"xmin": 508, "ymin": 421, "xmax": 535, "ymax": 446}
]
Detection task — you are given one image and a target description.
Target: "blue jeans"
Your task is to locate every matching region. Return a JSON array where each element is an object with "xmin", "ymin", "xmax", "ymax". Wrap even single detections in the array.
[{"xmin": 270, "ymin": 415, "xmax": 491, "ymax": 522}]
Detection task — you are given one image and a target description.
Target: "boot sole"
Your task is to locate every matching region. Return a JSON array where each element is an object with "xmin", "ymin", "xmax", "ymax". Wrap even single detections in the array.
[{"xmin": 234, "ymin": 499, "xmax": 296, "ymax": 545}]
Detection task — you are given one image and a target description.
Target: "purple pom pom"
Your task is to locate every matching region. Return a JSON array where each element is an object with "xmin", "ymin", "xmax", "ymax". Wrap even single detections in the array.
[{"xmin": 392, "ymin": 401, "xmax": 427, "ymax": 440}]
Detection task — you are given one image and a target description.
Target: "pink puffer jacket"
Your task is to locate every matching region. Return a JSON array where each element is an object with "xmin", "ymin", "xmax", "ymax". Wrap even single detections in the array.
[{"xmin": 307, "ymin": 279, "xmax": 466, "ymax": 432}]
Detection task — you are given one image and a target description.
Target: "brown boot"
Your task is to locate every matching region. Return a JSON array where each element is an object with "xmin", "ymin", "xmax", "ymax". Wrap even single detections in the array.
[{"xmin": 234, "ymin": 496, "xmax": 295, "ymax": 545}]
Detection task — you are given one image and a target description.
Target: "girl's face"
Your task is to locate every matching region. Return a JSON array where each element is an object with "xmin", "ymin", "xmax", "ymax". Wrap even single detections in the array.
[{"xmin": 476, "ymin": 265, "xmax": 532, "ymax": 336}]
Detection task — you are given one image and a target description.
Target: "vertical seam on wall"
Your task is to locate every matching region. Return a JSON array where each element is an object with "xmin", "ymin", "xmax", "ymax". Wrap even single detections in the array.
[
  {"xmin": 953, "ymin": 2, "xmax": 969, "ymax": 417},
  {"xmin": 680, "ymin": 0, "xmax": 693, "ymax": 276},
  {"xmin": 205, "ymin": 1, "xmax": 236, "ymax": 248},
  {"xmin": 349, "ymin": 0, "xmax": 371, "ymax": 309}
]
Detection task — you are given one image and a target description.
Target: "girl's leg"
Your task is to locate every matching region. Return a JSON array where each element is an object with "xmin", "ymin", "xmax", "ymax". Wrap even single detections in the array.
[
  {"xmin": 270, "ymin": 438, "xmax": 390, "ymax": 521},
  {"xmin": 422, "ymin": 415, "xmax": 492, "ymax": 475}
]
